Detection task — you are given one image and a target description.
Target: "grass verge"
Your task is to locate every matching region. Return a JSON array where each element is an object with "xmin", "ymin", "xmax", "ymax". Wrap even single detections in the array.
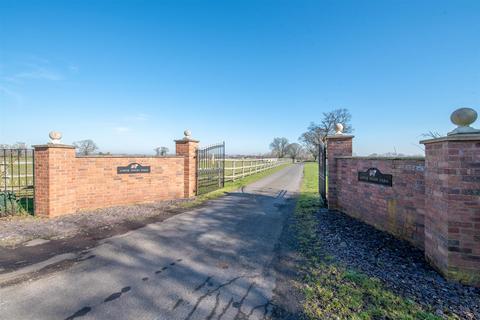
[
  {"xmin": 295, "ymin": 162, "xmax": 443, "ymax": 320},
  {"xmin": 179, "ymin": 163, "xmax": 292, "ymax": 208}
]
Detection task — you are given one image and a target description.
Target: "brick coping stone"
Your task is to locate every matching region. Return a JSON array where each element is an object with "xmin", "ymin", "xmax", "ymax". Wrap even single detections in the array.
[
  {"xmin": 335, "ymin": 156, "xmax": 425, "ymax": 160},
  {"xmin": 32, "ymin": 144, "xmax": 76, "ymax": 149},
  {"xmin": 420, "ymin": 133, "xmax": 480, "ymax": 144},
  {"xmin": 76, "ymin": 155, "xmax": 184, "ymax": 158}
]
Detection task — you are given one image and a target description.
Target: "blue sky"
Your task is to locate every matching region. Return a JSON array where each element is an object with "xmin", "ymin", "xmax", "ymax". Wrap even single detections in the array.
[{"xmin": 1, "ymin": 0, "xmax": 479, "ymax": 155}]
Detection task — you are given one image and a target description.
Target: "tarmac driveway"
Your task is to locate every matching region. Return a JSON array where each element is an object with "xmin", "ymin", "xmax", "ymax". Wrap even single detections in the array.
[{"xmin": 0, "ymin": 163, "xmax": 303, "ymax": 320}]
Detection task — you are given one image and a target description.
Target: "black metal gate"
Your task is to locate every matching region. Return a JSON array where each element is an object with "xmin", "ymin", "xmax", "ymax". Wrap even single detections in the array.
[
  {"xmin": 1, "ymin": 149, "xmax": 35, "ymax": 216},
  {"xmin": 318, "ymin": 142, "xmax": 327, "ymax": 205},
  {"xmin": 196, "ymin": 142, "xmax": 225, "ymax": 195}
]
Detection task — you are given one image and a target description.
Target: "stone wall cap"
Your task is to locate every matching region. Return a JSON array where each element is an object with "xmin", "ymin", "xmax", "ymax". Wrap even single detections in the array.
[
  {"xmin": 326, "ymin": 134, "xmax": 355, "ymax": 140},
  {"xmin": 420, "ymin": 134, "xmax": 480, "ymax": 144},
  {"xmin": 336, "ymin": 156, "xmax": 425, "ymax": 161},
  {"xmin": 174, "ymin": 139, "xmax": 200, "ymax": 143},
  {"xmin": 32, "ymin": 143, "xmax": 76, "ymax": 149}
]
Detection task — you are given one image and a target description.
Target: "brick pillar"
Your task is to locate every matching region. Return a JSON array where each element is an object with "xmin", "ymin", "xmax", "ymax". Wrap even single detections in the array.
[
  {"xmin": 175, "ymin": 138, "xmax": 199, "ymax": 198},
  {"xmin": 326, "ymin": 135, "xmax": 354, "ymax": 209},
  {"xmin": 421, "ymin": 134, "xmax": 480, "ymax": 286},
  {"xmin": 33, "ymin": 144, "xmax": 76, "ymax": 217}
]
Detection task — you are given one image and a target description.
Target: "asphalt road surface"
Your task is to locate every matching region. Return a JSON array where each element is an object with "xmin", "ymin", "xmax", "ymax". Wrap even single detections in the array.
[{"xmin": 0, "ymin": 163, "xmax": 303, "ymax": 320}]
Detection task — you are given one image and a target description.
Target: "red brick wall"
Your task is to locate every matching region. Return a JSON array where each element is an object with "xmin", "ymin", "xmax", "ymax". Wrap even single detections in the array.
[
  {"xmin": 334, "ymin": 157, "xmax": 426, "ymax": 249},
  {"xmin": 325, "ymin": 133, "xmax": 480, "ymax": 286},
  {"xmin": 34, "ymin": 145, "xmax": 77, "ymax": 217},
  {"xmin": 423, "ymin": 136, "xmax": 480, "ymax": 285},
  {"xmin": 74, "ymin": 156, "xmax": 184, "ymax": 212},
  {"xmin": 175, "ymin": 140, "xmax": 198, "ymax": 197},
  {"xmin": 33, "ymin": 147, "xmax": 49, "ymax": 217},
  {"xmin": 327, "ymin": 136, "xmax": 353, "ymax": 209},
  {"xmin": 34, "ymin": 145, "xmax": 187, "ymax": 217}
]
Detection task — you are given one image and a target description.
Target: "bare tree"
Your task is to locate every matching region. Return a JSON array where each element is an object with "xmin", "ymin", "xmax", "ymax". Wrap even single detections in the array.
[
  {"xmin": 154, "ymin": 146, "xmax": 169, "ymax": 156},
  {"xmin": 299, "ymin": 130, "xmax": 323, "ymax": 161},
  {"xmin": 319, "ymin": 108, "xmax": 353, "ymax": 137},
  {"xmin": 269, "ymin": 137, "xmax": 289, "ymax": 158},
  {"xmin": 299, "ymin": 108, "xmax": 353, "ymax": 159},
  {"xmin": 421, "ymin": 131, "xmax": 442, "ymax": 139},
  {"xmin": 73, "ymin": 139, "xmax": 98, "ymax": 155},
  {"xmin": 286, "ymin": 143, "xmax": 303, "ymax": 163},
  {"xmin": 12, "ymin": 142, "xmax": 28, "ymax": 149}
]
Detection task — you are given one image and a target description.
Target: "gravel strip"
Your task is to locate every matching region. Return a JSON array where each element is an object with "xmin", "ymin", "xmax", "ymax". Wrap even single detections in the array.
[
  {"xmin": 0, "ymin": 199, "xmax": 192, "ymax": 247},
  {"xmin": 317, "ymin": 208, "xmax": 480, "ymax": 319}
]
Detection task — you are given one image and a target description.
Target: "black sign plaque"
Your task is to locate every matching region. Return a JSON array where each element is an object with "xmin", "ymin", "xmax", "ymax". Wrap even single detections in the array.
[
  {"xmin": 358, "ymin": 168, "xmax": 392, "ymax": 187},
  {"xmin": 117, "ymin": 163, "xmax": 151, "ymax": 174}
]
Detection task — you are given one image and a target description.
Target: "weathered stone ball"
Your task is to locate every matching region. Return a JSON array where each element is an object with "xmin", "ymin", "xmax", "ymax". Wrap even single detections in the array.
[
  {"xmin": 184, "ymin": 130, "xmax": 192, "ymax": 138},
  {"xmin": 335, "ymin": 123, "xmax": 344, "ymax": 133},
  {"xmin": 49, "ymin": 131, "xmax": 62, "ymax": 141},
  {"xmin": 450, "ymin": 108, "xmax": 477, "ymax": 127}
]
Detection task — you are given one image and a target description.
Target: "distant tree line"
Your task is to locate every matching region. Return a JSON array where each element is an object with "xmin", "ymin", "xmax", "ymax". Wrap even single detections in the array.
[
  {"xmin": 269, "ymin": 108, "xmax": 353, "ymax": 161},
  {"xmin": 0, "ymin": 142, "xmax": 28, "ymax": 149},
  {"xmin": 71, "ymin": 139, "xmax": 171, "ymax": 157}
]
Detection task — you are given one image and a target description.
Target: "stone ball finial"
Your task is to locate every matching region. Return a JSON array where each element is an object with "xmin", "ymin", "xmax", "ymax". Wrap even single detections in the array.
[
  {"xmin": 335, "ymin": 123, "xmax": 344, "ymax": 135},
  {"xmin": 49, "ymin": 131, "xmax": 62, "ymax": 144},
  {"xmin": 184, "ymin": 130, "xmax": 192, "ymax": 140},
  {"xmin": 448, "ymin": 107, "xmax": 480, "ymax": 135}
]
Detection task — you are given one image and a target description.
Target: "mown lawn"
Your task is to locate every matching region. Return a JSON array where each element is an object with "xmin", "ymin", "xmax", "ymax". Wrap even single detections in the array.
[{"xmin": 295, "ymin": 162, "xmax": 443, "ymax": 320}]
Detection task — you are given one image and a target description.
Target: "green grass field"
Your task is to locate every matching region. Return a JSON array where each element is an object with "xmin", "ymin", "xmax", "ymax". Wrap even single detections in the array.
[{"xmin": 295, "ymin": 162, "xmax": 443, "ymax": 320}]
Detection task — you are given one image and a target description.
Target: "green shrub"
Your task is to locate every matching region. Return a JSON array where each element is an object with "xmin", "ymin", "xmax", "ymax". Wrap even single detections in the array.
[{"xmin": 0, "ymin": 191, "xmax": 28, "ymax": 216}]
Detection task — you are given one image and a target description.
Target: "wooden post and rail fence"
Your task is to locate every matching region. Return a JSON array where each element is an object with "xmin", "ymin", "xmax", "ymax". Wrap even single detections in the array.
[{"xmin": 224, "ymin": 158, "xmax": 290, "ymax": 182}]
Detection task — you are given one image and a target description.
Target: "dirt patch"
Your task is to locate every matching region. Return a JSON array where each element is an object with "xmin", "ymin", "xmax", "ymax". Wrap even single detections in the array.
[{"xmin": 0, "ymin": 199, "xmax": 194, "ymax": 273}]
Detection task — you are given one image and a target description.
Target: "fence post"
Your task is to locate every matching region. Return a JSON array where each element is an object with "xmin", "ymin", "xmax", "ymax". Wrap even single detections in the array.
[
  {"xmin": 175, "ymin": 131, "xmax": 199, "ymax": 198},
  {"xmin": 232, "ymin": 160, "xmax": 236, "ymax": 181},
  {"xmin": 420, "ymin": 108, "xmax": 480, "ymax": 286},
  {"xmin": 242, "ymin": 159, "xmax": 245, "ymax": 178}
]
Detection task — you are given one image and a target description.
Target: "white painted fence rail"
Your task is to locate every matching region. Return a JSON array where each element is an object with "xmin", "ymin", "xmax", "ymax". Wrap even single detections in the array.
[{"xmin": 224, "ymin": 158, "xmax": 290, "ymax": 182}]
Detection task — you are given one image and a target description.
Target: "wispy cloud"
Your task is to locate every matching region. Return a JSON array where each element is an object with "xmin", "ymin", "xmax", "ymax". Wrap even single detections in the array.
[
  {"xmin": 4, "ymin": 65, "xmax": 63, "ymax": 83},
  {"xmin": 0, "ymin": 55, "xmax": 76, "ymax": 107},
  {"xmin": 114, "ymin": 126, "xmax": 131, "ymax": 133}
]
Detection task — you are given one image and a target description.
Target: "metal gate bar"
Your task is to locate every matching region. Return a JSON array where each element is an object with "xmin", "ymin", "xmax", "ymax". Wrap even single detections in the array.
[
  {"xmin": 318, "ymin": 142, "xmax": 327, "ymax": 205},
  {"xmin": 1, "ymin": 149, "xmax": 35, "ymax": 216},
  {"xmin": 196, "ymin": 142, "xmax": 225, "ymax": 195}
]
